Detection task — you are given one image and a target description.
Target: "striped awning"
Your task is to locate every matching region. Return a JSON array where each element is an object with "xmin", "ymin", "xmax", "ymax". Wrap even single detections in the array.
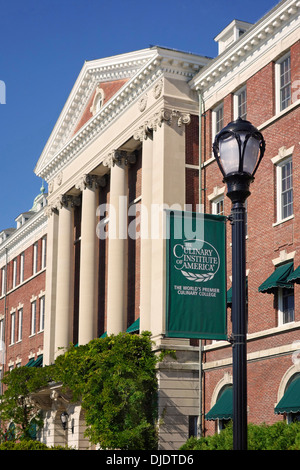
[
  {"xmin": 258, "ymin": 262, "xmax": 294, "ymax": 293},
  {"xmin": 206, "ymin": 387, "xmax": 233, "ymax": 421},
  {"xmin": 275, "ymin": 376, "xmax": 300, "ymax": 415}
]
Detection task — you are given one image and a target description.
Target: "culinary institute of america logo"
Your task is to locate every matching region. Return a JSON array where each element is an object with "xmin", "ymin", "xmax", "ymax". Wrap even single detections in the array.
[{"xmin": 173, "ymin": 239, "xmax": 220, "ymax": 282}]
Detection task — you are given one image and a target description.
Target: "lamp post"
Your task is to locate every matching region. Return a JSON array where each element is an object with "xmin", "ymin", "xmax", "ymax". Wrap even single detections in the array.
[{"xmin": 213, "ymin": 117, "xmax": 265, "ymax": 450}]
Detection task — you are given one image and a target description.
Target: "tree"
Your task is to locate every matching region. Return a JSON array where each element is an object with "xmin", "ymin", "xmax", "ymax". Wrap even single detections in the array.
[
  {"xmin": 53, "ymin": 332, "xmax": 168, "ymax": 450},
  {"xmin": 0, "ymin": 366, "xmax": 53, "ymax": 441}
]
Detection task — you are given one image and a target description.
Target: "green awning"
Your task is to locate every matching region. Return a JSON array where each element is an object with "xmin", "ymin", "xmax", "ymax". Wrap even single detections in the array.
[
  {"xmin": 275, "ymin": 375, "xmax": 300, "ymax": 414},
  {"xmin": 126, "ymin": 318, "xmax": 140, "ymax": 333},
  {"xmin": 32, "ymin": 355, "xmax": 43, "ymax": 367},
  {"xmin": 205, "ymin": 387, "xmax": 233, "ymax": 421},
  {"xmin": 227, "ymin": 279, "xmax": 248, "ymax": 306},
  {"xmin": 258, "ymin": 262, "xmax": 294, "ymax": 293},
  {"xmin": 26, "ymin": 358, "xmax": 36, "ymax": 367},
  {"xmin": 26, "ymin": 355, "xmax": 43, "ymax": 367},
  {"xmin": 287, "ymin": 265, "xmax": 300, "ymax": 284}
]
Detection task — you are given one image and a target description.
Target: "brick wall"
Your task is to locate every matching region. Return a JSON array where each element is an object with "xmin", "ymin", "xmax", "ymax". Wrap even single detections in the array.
[
  {"xmin": 0, "ymin": 235, "xmax": 46, "ymax": 371},
  {"xmin": 73, "ymin": 79, "xmax": 129, "ymax": 135},
  {"xmin": 199, "ymin": 40, "xmax": 300, "ymax": 433}
]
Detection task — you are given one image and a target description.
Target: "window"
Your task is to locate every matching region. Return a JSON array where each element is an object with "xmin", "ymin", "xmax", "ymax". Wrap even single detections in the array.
[
  {"xmin": 13, "ymin": 258, "xmax": 17, "ymax": 288},
  {"xmin": 212, "ymin": 103, "xmax": 224, "ymax": 148},
  {"xmin": 278, "ymin": 287, "xmax": 294, "ymax": 325},
  {"xmin": 188, "ymin": 416, "xmax": 198, "ymax": 438},
  {"xmin": 234, "ymin": 86, "xmax": 247, "ymax": 120},
  {"xmin": 10, "ymin": 311, "xmax": 15, "ymax": 345},
  {"xmin": 31, "ymin": 301, "xmax": 36, "ymax": 335},
  {"xmin": 276, "ymin": 53, "xmax": 291, "ymax": 113},
  {"xmin": 276, "ymin": 158, "xmax": 293, "ymax": 222},
  {"xmin": 39, "ymin": 296, "xmax": 45, "ymax": 332},
  {"xmin": 212, "ymin": 196, "xmax": 224, "ymax": 216},
  {"xmin": 20, "ymin": 253, "xmax": 24, "ymax": 283},
  {"xmin": 41, "ymin": 237, "xmax": 46, "ymax": 269},
  {"xmin": 33, "ymin": 243, "xmax": 38, "ymax": 275},
  {"xmin": 17, "ymin": 308, "xmax": 23, "ymax": 342},
  {"xmin": 1, "ymin": 268, "xmax": 5, "ymax": 296}
]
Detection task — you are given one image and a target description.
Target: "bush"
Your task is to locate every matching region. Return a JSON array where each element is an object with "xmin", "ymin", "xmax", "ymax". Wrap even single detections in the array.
[
  {"xmin": 0, "ymin": 440, "xmax": 73, "ymax": 450},
  {"xmin": 180, "ymin": 421, "xmax": 300, "ymax": 450}
]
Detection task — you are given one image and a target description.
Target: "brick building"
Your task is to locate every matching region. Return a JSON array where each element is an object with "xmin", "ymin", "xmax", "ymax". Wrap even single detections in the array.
[
  {"xmin": 190, "ymin": 0, "xmax": 300, "ymax": 435},
  {"xmin": 0, "ymin": 187, "xmax": 47, "ymax": 385},
  {"xmin": 0, "ymin": 0, "xmax": 299, "ymax": 450}
]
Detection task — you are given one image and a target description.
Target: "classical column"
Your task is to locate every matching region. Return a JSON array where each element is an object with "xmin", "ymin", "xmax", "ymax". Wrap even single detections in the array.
[
  {"xmin": 136, "ymin": 134, "xmax": 153, "ymax": 333},
  {"xmin": 43, "ymin": 204, "xmax": 59, "ymax": 365},
  {"xmin": 77, "ymin": 175, "xmax": 105, "ymax": 345},
  {"xmin": 150, "ymin": 109, "xmax": 188, "ymax": 338},
  {"xmin": 105, "ymin": 151, "xmax": 128, "ymax": 335},
  {"xmin": 54, "ymin": 195, "xmax": 74, "ymax": 356}
]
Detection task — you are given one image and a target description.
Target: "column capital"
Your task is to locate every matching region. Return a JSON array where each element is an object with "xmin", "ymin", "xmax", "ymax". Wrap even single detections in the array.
[
  {"xmin": 53, "ymin": 194, "xmax": 81, "ymax": 210},
  {"xmin": 75, "ymin": 174, "xmax": 107, "ymax": 191},
  {"xmin": 103, "ymin": 150, "xmax": 136, "ymax": 168},
  {"xmin": 133, "ymin": 107, "xmax": 191, "ymax": 141}
]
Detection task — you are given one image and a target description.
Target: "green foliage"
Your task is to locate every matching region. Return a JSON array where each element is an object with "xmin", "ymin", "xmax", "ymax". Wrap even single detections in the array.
[
  {"xmin": 53, "ymin": 332, "xmax": 166, "ymax": 450},
  {"xmin": 180, "ymin": 421, "xmax": 300, "ymax": 450},
  {"xmin": 0, "ymin": 440, "xmax": 73, "ymax": 450},
  {"xmin": 0, "ymin": 365, "xmax": 54, "ymax": 441}
]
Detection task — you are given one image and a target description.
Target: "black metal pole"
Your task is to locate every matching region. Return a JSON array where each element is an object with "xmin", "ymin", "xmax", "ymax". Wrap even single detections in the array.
[
  {"xmin": 225, "ymin": 173, "xmax": 251, "ymax": 451},
  {"xmin": 231, "ymin": 200, "xmax": 247, "ymax": 450}
]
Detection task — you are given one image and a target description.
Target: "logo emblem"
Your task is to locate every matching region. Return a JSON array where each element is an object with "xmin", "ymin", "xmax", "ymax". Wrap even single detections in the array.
[{"xmin": 173, "ymin": 239, "xmax": 220, "ymax": 282}]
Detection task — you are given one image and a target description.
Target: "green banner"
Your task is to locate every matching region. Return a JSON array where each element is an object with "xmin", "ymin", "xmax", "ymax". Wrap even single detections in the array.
[{"xmin": 166, "ymin": 210, "xmax": 227, "ymax": 340}]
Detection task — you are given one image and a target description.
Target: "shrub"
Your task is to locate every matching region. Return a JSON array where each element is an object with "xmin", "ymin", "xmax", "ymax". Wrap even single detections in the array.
[
  {"xmin": 0, "ymin": 440, "xmax": 73, "ymax": 450},
  {"xmin": 180, "ymin": 421, "xmax": 300, "ymax": 450}
]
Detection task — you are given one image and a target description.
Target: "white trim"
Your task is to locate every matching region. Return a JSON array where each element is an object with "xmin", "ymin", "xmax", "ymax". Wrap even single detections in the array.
[
  {"xmin": 275, "ymin": 155, "xmax": 293, "ymax": 223},
  {"xmin": 233, "ymin": 85, "xmax": 247, "ymax": 120},
  {"xmin": 275, "ymin": 51, "xmax": 291, "ymax": 115}
]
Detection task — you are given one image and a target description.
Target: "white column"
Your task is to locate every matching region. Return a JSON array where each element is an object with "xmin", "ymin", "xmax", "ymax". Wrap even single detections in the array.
[
  {"xmin": 150, "ymin": 114, "xmax": 187, "ymax": 338},
  {"xmin": 139, "ymin": 136, "xmax": 153, "ymax": 333},
  {"xmin": 43, "ymin": 204, "xmax": 59, "ymax": 365},
  {"xmin": 106, "ymin": 152, "xmax": 127, "ymax": 335},
  {"xmin": 77, "ymin": 175, "xmax": 98, "ymax": 345},
  {"xmin": 54, "ymin": 195, "xmax": 74, "ymax": 356}
]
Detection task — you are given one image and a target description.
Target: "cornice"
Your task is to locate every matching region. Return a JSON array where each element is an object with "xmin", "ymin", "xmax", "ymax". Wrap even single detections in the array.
[
  {"xmin": 0, "ymin": 209, "xmax": 47, "ymax": 264},
  {"xmin": 190, "ymin": 0, "xmax": 300, "ymax": 92},
  {"xmin": 35, "ymin": 47, "xmax": 209, "ymax": 182}
]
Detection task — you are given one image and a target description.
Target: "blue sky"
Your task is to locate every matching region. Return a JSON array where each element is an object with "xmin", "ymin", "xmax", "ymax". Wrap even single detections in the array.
[{"xmin": 0, "ymin": 0, "xmax": 278, "ymax": 230}]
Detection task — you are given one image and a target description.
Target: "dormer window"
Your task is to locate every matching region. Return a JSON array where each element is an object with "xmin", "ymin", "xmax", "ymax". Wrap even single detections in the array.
[
  {"xmin": 214, "ymin": 20, "xmax": 252, "ymax": 55},
  {"xmin": 90, "ymin": 86, "xmax": 105, "ymax": 116}
]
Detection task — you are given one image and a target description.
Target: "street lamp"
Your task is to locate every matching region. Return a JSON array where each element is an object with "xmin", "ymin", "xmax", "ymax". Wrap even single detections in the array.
[
  {"xmin": 60, "ymin": 411, "xmax": 69, "ymax": 430},
  {"xmin": 213, "ymin": 117, "xmax": 265, "ymax": 450}
]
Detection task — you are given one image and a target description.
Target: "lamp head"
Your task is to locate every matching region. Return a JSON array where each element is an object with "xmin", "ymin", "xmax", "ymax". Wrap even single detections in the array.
[{"xmin": 213, "ymin": 117, "xmax": 265, "ymax": 203}]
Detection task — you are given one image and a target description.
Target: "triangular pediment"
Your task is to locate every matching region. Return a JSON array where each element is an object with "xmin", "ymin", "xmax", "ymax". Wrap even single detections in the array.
[{"xmin": 35, "ymin": 46, "xmax": 210, "ymax": 181}]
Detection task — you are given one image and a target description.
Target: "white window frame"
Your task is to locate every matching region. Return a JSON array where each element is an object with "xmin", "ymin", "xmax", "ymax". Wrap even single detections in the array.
[
  {"xmin": 233, "ymin": 85, "xmax": 247, "ymax": 120},
  {"xmin": 212, "ymin": 103, "xmax": 224, "ymax": 147},
  {"xmin": 276, "ymin": 157, "xmax": 293, "ymax": 223},
  {"xmin": 272, "ymin": 146, "xmax": 294, "ymax": 225},
  {"xmin": 13, "ymin": 258, "xmax": 17, "ymax": 288},
  {"xmin": 41, "ymin": 237, "xmax": 46, "ymax": 269},
  {"xmin": 17, "ymin": 308, "xmax": 23, "ymax": 342},
  {"xmin": 10, "ymin": 310, "xmax": 15, "ymax": 345},
  {"xmin": 211, "ymin": 195, "xmax": 224, "ymax": 216},
  {"xmin": 275, "ymin": 52, "xmax": 291, "ymax": 114},
  {"xmin": 278, "ymin": 287, "xmax": 294, "ymax": 326},
  {"xmin": 39, "ymin": 295, "xmax": 45, "ymax": 332},
  {"xmin": 1, "ymin": 267, "xmax": 6, "ymax": 296},
  {"xmin": 33, "ymin": 242, "xmax": 38, "ymax": 275},
  {"xmin": 31, "ymin": 300, "xmax": 36, "ymax": 336},
  {"xmin": 20, "ymin": 252, "xmax": 24, "ymax": 283}
]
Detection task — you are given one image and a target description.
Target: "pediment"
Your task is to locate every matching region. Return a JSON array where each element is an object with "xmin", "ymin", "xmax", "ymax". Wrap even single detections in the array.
[{"xmin": 35, "ymin": 46, "xmax": 210, "ymax": 182}]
